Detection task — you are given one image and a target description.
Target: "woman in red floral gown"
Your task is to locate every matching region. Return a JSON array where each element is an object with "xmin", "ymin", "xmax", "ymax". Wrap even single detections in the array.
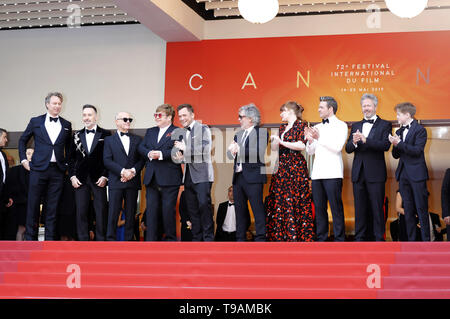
[{"xmin": 266, "ymin": 101, "xmax": 315, "ymax": 241}]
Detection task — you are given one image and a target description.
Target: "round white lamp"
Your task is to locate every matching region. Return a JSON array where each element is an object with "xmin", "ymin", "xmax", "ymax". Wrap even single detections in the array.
[
  {"xmin": 238, "ymin": 0, "xmax": 279, "ymax": 24},
  {"xmin": 385, "ymin": 0, "xmax": 428, "ymax": 18}
]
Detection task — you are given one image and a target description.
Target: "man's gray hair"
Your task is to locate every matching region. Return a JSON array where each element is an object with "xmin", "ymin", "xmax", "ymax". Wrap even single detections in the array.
[
  {"xmin": 44, "ymin": 92, "xmax": 63, "ymax": 105},
  {"xmin": 360, "ymin": 93, "xmax": 378, "ymax": 108},
  {"xmin": 239, "ymin": 103, "xmax": 261, "ymax": 126}
]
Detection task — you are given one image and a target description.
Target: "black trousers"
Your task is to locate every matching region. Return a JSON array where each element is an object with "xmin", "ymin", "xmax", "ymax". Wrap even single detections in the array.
[
  {"xmin": 353, "ymin": 172, "xmax": 386, "ymax": 241},
  {"xmin": 25, "ymin": 164, "xmax": 64, "ymax": 241},
  {"xmin": 215, "ymin": 230, "xmax": 237, "ymax": 241},
  {"xmin": 184, "ymin": 166, "xmax": 214, "ymax": 241},
  {"xmin": 233, "ymin": 173, "xmax": 265, "ymax": 242},
  {"xmin": 106, "ymin": 188, "xmax": 138, "ymax": 241},
  {"xmin": 399, "ymin": 169, "xmax": 430, "ymax": 241},
  {"xmin": 312, "ymin": 178, "xmax": 345, "ymax": 241},
  {"xmin": 145, "ymin": 178, "xmax": 179, "ymax": 241},
  {"xmin": 74, "ymin": 176, "xmax": 108, "ymax": 241}
]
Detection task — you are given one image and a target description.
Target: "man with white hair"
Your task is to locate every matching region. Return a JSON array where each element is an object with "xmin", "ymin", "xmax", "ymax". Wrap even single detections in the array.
[
  {"xmin": 103, "ymin": 112, "xmax": 144, "ymax": 241},
  {"xmin": 228, "ymin": 103, "xmax": 268, "ymax": 242}
]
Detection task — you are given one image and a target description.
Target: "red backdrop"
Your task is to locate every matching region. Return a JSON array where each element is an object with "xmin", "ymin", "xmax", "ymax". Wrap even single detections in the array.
[{"xmin": 165, "ymin": 31, "xmax": 450, "ymax": 125}]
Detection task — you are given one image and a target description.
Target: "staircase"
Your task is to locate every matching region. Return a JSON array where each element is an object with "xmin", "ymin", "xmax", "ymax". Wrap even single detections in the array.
[{"xmin": 0, "ymin": 241, "xmax": 449, "ymax": 299}]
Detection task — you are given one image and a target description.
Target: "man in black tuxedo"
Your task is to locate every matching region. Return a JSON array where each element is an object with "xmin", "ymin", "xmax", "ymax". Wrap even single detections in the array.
[
  {"xmin": 227, "ymin": 104, "xmax": 268, "ymax": 242},
  {"xmin": 0, "ymin": 129, "xmax": 13, "ymax": 239},
  {"xmin": 345, "ymin": 94, "xmax": 392, "ymax": 241},
  {"xmin": 6, "ymin": 148, "xmax": 33, "ymax": 241},
  {"xmin": 173, "ymin": 104, "xmax": 214, "ymax": 241},
  {"xmin": 389, "ymin": 102, "xmax": 430, "ymax": 241},
  {"xmin": 18, "ymin": 92, "xmax": 72, "ymax": 241},
  {"xmin": 138, "ymin": 104, "xmax": 182, "ymax": 241},
  {"xmin": 69, "ymin": 104, "xmax": 111, "ymax": 241},
  {"xmin": 441, "ymin": 168, "xmax": 450, "ymax": 239},
  {"xmin": 103, "ymin": 111, "xmax": 144, "ymax": 241},
  {"xmin": 214, "ymin": 185, "xmax": 250, "ymax": 241}
]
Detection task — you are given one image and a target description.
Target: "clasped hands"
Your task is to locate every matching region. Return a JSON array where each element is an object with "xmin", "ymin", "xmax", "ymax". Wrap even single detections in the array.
[
  {"xmin": 304, "ymin": 127, "xmax": 319, "ymax": 143},
  {"xmin": 121, "ymin": 168, "xmax": 136, "ymax": 183},
  {"xmin": 352, "ymin": 129, "xmax": 367, "ymax": 145},
  {"xmin": 388, "ymin": 133, "xmax": 401, "ymax": 146}
]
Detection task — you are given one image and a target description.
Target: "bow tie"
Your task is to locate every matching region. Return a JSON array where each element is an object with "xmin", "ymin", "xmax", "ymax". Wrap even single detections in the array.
[
  {"xmin": 86, "ymin": 129, "xmax": 95, "ymax": 134},
  {"xmin": 363, "ymin": 119, "xmax": 375, "ymax": 124},
  {"xmin": 228, "ymin": 202, "xmax": 234, "ymax": 206},
  {"xmin": 186, "ymin": 127, "xmax": 192, "ymax": 131},
  {"xmin": 322, "ymin": 119, "xmax": 329, "ymax": 124},
  {"xmin": 49, "ymin": 117, "xmax": 58, "ymax": 123},
  {"xmin": 401, "ymin": 124, "xmax": 410, "ymax": 130},
  {"xmin": 120, "ymin": 132, "xmax": 129, "ymax": 137}
]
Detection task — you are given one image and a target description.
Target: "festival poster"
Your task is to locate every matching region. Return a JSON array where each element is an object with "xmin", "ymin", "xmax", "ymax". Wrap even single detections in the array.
[{"xmin": 165, "ymin": 31, "xmax": 450, "ymax": 125}]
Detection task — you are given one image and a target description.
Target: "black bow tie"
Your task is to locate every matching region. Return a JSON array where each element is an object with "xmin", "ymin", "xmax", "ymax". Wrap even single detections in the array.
[
  {"xmin": 49, "ymin": 117, "xmax": 58, "ymax": 122},
  {"xmin": 120, "ymin": 132, "xmax": 129, "ymax": 137},
  {"xmin": 86, "ymin": 129, "xmax": 95, "ymax": 134},
  {"xmin": 322, "ymin": 119, "xmax": 329, "ymax": 124},
  {"xmin": 186, "ymin": 127, "xmax": 192, "ymax": 131},
  {"xmin": 363, "ymin": 119, "xmax": 375, "ymax": 124},
  {"xmin": 228, "ymin": 203, "xmax": 234, "ymax": 206},
  {"xmin": 401, "ymin": 124, "xmax": 410, "ymax": 130}
]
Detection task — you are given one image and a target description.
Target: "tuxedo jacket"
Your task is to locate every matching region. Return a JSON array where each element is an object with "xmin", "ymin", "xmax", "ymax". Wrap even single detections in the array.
[
  {"xmin": 103, "ymin": 132, "xmax": 144, "ymax": 190},
  {"xmin": 442, "ymin": 168, "xmax": 450, "ymax": 219},
  {"xmin": 68, "ymin": 126, "xmax": 112, "ymax": 184},
  {"xmin": 215, "ymin": 201, "xmax": 250, "ymax": 236},
  {"xmin": 345, "ymin": 117, "xmax": 392, "ymax": 183},
  {"xmin": 392, "ymin": 119, "xmax": 429, "ymax": 182},
  {"xmin": 0, "ymin": 150, "xmax": 10, "ymax": 205},
  {"xmin": 229, "ymin": 126, "xmax": 268, "ymax": 185},
  {"xmin": 18, "ymin": 114, "xmax": 72, "ymax": 172},
  {"xmin": 5, "ymin": 164, "xmax": 29, "ymax": 205},
  {"xmin": 138, "ymin": 124, "xmax": 182, "ymax": 187},
  {"xmin": 173, "ymin": 121, "xmax": 214, "ymax": 184}
]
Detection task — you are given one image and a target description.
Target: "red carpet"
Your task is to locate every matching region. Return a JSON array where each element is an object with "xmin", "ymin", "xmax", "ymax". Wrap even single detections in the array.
[{"xmin": 0, "ymin": 241, "xmax": 449, "ymax": 299}]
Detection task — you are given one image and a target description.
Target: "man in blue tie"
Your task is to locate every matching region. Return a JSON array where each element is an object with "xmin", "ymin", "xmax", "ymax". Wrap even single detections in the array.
[
  {"xmin": 18, "ymin": 92, "xmax": 72, "ymax": 240},
  {"xmin": 389, "ymin": 102, "xmax": 430, "ymax": 241}
]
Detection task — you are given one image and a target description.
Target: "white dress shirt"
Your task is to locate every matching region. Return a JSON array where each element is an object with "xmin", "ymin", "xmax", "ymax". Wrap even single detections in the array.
[
  {"xmin": 401, "ymin": 118, "xmax": 414, "ymax": 141},
  {"xmin": 150, "ymin": 124, "xmax": 170, "ymax": 161},
  {"xmin": 306, "ymin": 115, "xmax": 348, "ymax": 180},
  {"xmin": 118, "ymin": 130, "xmax": 130, "ymax": 155},
  {"xmin": 45, "ymin": 113, "xmax": 62, "ymax": 162},
  {"xmin": 85, "ymin": 125, "xmax": 97, "ymax": 153},
  {"xmin": 222, "ymin": 202, "xmax": 236, "ymax": 232},
  {"xmin": 235, "ymin": 126, "xmax": 254, "ymax": 173}
]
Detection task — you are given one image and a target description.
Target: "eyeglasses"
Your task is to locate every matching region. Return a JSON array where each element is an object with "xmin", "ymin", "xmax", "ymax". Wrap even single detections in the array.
[
  {"xmin": 154, "ymin": 113, "xmax": 165, "ymax": 119},
  {"xmin": 238, "ymin": 115, "xmax": 247, "ymax": 120},
  {"xmin": 118, "ymin": 118, "xmax": 133, "ymax": 123}
]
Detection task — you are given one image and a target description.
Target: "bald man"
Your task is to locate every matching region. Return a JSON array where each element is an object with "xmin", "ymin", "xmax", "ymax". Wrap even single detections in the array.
[{"xmin": 103, "ymin": 112, "xmax": 144, "ymax": 241}]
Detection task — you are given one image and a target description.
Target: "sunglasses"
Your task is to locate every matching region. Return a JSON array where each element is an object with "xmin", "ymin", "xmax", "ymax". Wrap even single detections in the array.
[
  {"xmin": 238, "ymin": 115, "xmax": 247, "ymax": 120},
  {"xmin": 118, "ymin": 118, "xmax": 133, "ymax": 123},
  {"xmin": 154, "ymin": 113, "xmax": 165, "ymax": 119}
]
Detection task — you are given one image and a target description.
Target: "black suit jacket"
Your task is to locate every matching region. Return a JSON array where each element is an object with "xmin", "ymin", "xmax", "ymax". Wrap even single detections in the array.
[
  {"xmin": 392, "ymin": 120, "xmax": 428, "ymax": 182},
  {"xmin": 0, "ymin": 150, "xmax": 10, "ymax": 205},
  {"xmin": 103, "ymin": 132, "xmax": 144, "ymax": 190},
  {"xmin": 18, "ymin": 114, "xmax": 72, "ymax": 172},
  {"xmin": 138, "ymin": 124, "xmax": 182, "ymax": 187},
  {"xmin": 5, "ymin": 164, "xmax": 28, "ymax": 205},
  {"xmin": 215, "ymin": 201, "xmax": 250, "ymax": 239},
  {"xmin": 229, "ymin": 126, "xmax": 268, "ymax": 185},
  {"xmin": 345, "ymin": 117, "xmax": 392, "ymax": 183},
  {"xmin": 68, "ymin": 126, "xmax": 111, "ymax": 184},
  {"xmin": 442, "ymin": 168, "xmax": 450, "ymax": 219}
]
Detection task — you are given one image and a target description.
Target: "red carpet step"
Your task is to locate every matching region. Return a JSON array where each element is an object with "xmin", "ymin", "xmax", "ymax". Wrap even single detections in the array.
[{"xmin": 0, "ymin": 241, "xmax": 448, "ymax": 299}]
